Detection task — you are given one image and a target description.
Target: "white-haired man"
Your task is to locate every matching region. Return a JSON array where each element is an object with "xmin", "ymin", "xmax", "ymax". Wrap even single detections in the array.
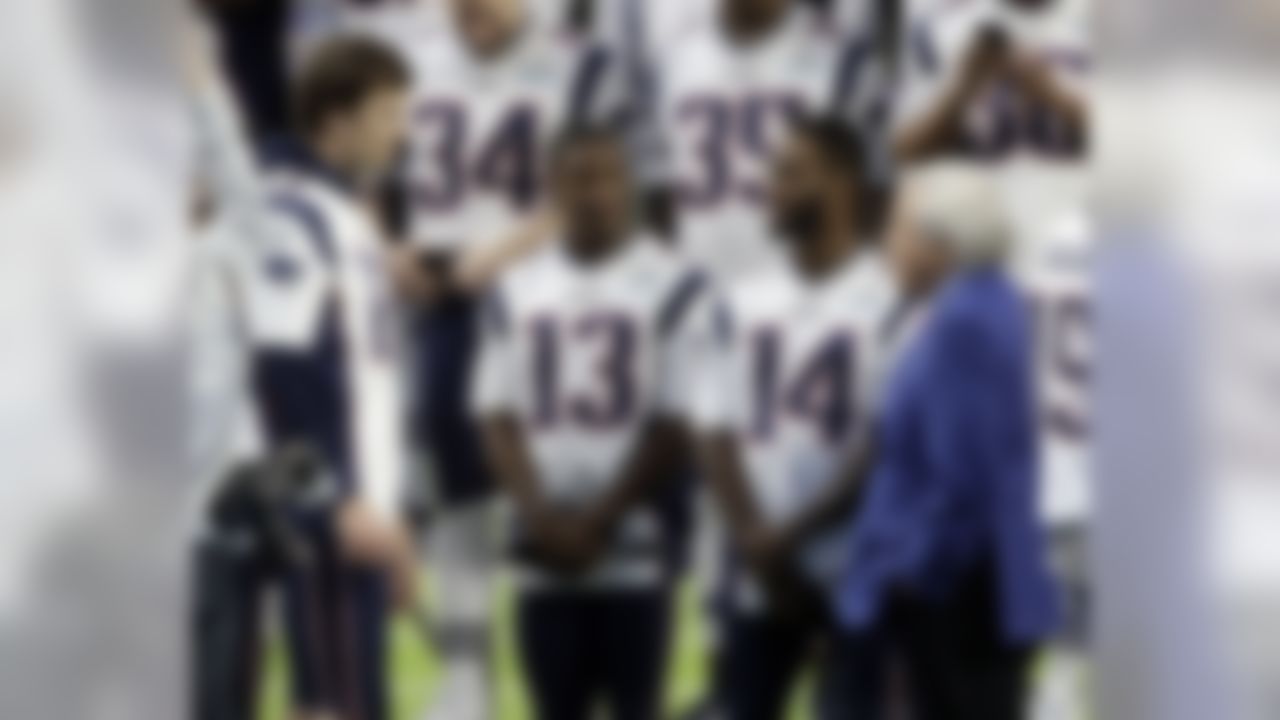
[{"xmin": 836, "ymin": 164, "xmax": 1059, "ymax": 720}]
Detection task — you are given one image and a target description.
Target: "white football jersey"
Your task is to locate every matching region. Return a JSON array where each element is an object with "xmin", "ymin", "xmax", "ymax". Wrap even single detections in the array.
[
  {"xmin": 899, "ymin": 0, "xmax": 1091, "ymax": 525},
  {"xmin": 698, "ymin": 246, "xmax": 897, "ymax": 609},
  {"xmin": 897, "ymin": 0, "xmax": 1089, "ymax": 157},
  {"xmin": 898, "ymin": 0, "xmax": 1089, "ymax": 224},
  {"xmin": 1011, "ymin": 207, "xmax": 1090, "ymax": 526},
  {"xmin": 652, "ymin": 9, "xmax": 854, "ymax": 281},
  {"xmin": 190, "ymin": 226, "xmax": 262, "ymax": 483},
  {"xmin": 249, "ymin": 161, "xmax": 407, "ymax": 520},
  {"xmin": 472, "ymin": 238, "xmax": 718, "ymax": 589},
  {"xmin": 357, "ymin": 4, "xmax": 620, "ymax": 253}
]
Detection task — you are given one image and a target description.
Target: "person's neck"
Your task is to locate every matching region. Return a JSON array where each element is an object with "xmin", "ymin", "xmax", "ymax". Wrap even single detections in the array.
[
  {"xmin": 794, "ymin": 219, "xmax": 856, "ymax": 282},
  {"xmin": 474, "ymin": 12, "xmax": 529, "ymax": 62},
  {"xmin": 725, "ymin": 7, "xmax": 789, "ymax": 47},
  {"xmin": 310, "ymin": 135, "xmax": 362, "ymax": 191},
  {"xmin": 908, "ymin": 264, "xmax": 952, "ymax": 301},
  {"xmin": 1005, "ymin": 0, "xmax": 1054, "ymax": 15},
  {"xmin": 566, "ymin": 231, "xmax": 626, "ymax": 267},
  {"xmin": 793, "ymin": 229, "xmax": 855, "ymax": 280}
]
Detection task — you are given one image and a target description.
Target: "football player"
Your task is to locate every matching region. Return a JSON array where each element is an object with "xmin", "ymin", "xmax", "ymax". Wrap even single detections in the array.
[
  {"xmin": 248, "ymin": 36, "xmax": 417, "ymax": 720},
  {"xmin": 646, "ymin": 0, "xmax": 888, "ymax": 281},
  {"xmin": 641, "ymin": 5, "xmax": 892, "ymax": 714},
  {"xmin": 347, "ymin": 2, "xmax": 633, "ymax": 716},
  {"xmin": 695, "ymin": 115, "xmax": 895, "ymax": 720},
  {"xmin": 471, "ymin": 123, "xmax": 716, "ymax": 720}
]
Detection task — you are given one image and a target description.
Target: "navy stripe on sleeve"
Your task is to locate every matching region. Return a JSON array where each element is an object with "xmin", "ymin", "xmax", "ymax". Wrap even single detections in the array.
[
  {"xmin": 830, "ymin": 37, "xmax": 872, "ymax": 117},
  {"xmin": 253, "ymin": 193, "xmax": 356, "ymax": 496},
  {"xmin": 568, "ymin": 44, "xmax": 615, "ymax": 124},
  {"xmin": 252, "ymin": 311, "xmax": 357, "ymax": 497},
  {"xmin": 658, "ymin": 270, "xmax": 709, "ymax": 337},
  {"xmin": 270, "ymin": 192, "xmax": 337, "ymax": 263},
  {"xmin": 910, "ymin": 24, "xmax": 939, "ymax": 75}
]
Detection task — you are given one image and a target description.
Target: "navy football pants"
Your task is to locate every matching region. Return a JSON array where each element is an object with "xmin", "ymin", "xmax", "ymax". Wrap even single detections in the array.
[{"xmin": 517, "ymin": 589, "xmax": 671, "ymax": 720}]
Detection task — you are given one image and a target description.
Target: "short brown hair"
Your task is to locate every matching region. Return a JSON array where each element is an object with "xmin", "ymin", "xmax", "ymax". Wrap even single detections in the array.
[{"xmin": 292, "ymin": 36, "xmax": 411, "ymax": 136}]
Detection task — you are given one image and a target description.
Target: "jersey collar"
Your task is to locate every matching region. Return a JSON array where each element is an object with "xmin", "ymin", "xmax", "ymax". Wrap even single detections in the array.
[{"xmin": 260, "ymin": 137, "xmax": 357, "ymax": 196}]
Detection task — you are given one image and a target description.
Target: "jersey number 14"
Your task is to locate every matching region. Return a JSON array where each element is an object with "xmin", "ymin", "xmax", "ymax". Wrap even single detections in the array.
[{"xmin": 750, "ymin": 329, "xmax": 858, "ymax": 444}]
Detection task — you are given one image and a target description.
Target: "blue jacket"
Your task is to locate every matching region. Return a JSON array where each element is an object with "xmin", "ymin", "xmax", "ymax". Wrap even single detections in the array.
[{"xmin": 837, "ymin": 268, "xmax": 1058, "ymax": 644}]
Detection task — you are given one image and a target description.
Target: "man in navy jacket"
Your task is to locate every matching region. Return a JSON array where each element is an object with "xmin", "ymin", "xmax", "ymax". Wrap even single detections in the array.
[{"xmin": 837, "ymin": 164, "xmax": 1058, "ymax": 720}]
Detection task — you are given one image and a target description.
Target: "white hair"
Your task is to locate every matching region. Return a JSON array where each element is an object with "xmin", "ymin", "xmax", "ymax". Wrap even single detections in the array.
[{"xmin": 904, "ymin": 163, "xmax": 1011, "ymax": 264}]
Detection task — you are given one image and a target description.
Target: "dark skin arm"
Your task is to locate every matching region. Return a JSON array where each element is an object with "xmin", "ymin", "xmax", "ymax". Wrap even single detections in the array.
[
  {"xmin": 1006, "ymin": 50, "xmax": 1088, "ymax": 144},
  {"xmin": 700, "ymin": 432, "xmax": 814, "ymax": 611},
  {"xmin": 701, "ymin": 431, "xmax": 876, "ymax": 609},
  {"xmin": 776, "ymin": 433, "xmax": 876, "ymax": 552},
  {"xmin": 388, "ymin": 210, "xmax": 561, "ymax": 306},
  {"xmin": 482, "ymin": 414, "xmax": 689, "ymax": 576},
  {"xmin": 480, "ymin": 414, "xmax": 585, "ymax": 573},
  {"xmin": 894, "ymin": 26, "xmax": 1011, "ymax": 163},
  {"xmin": 560, "ymin": 416, "xmax": 691, "ymax": 572},
  {"xmin": 699, "ymin": 432, "xmax": 767, "ymax": 558},
  {"xmin": 480, "ymin": 414, "xmax": 546, "ymax": 524}
]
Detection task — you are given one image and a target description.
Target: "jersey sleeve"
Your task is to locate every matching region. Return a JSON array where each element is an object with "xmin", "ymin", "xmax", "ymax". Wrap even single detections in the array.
[
  {"xmin": 245, "ymin": 194, "xmax": 334, "ymax": 351},
  {"xmin": 566, "ymin": 43, "xmax": 628, "ymax": 125},
  {"xmin": 892, "ymin": 19, "xmax": 954, "ymax": 138},
  {"xmin": 657, "ymin": 271, "xmax": 727, "ymax": 423},
  {"xmin": 247, "ymin": 191, "xmax": 361, "ymax": 499},
  {"xmin": 690, "ymin": 297, "xmax": 744, "ymax": 433},
  {"xmin": 567, "ymin": 26, "xmax": 671, "ymax": 189},
  {"xmin": 470, "ymin": 284, "xmax": 520, "ymax": 417},
  {"xmin": 827, "ymin": 32, "xmax": 896, "ymax": 188}
]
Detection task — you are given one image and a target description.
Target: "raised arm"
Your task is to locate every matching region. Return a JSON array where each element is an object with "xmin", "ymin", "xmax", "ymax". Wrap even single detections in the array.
[
  {"xmin": 894, "ymin": 26, "xmax": 1009, "ymax": 163},
  {"xmin": 183, "ymin": 17, "xmax": 272, "ymax": 245}
]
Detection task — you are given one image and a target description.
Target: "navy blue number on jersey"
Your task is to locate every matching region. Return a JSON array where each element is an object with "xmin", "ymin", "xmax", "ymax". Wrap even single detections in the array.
[
  {"xmin": 750, "ymin": 328, "xmax": 857, "ymax": 443},
  {"xmin": 1032, "ymin": 292, "xmax": 1090, "ymax": 440},
  {"xmin": 910, "ymin": 25, "xmax": 1085, "ymax": 159},
  {"xmin": 414, "ymin": 100, "xmax": 542, "ymax": 211},
  {"xmin": 677, "ymin": 93, "xmax": 806, "ymax": 208},
  {"xmin": 531, "ymin": 313, "xmax": 638, "ymax": 430},
  {"xmin": 966, "ymin": 84, "xmax": 1083, "ymax": 158}
]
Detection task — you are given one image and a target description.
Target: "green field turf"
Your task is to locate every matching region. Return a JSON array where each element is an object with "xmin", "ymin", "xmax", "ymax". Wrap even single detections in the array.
[
  {"xmin": 256, "ymin": 579, "xmax": 1085, "ymax": 720},
  {"xmin": 259, "ymin": 579, "xmax": 748, "ymax": 720}
]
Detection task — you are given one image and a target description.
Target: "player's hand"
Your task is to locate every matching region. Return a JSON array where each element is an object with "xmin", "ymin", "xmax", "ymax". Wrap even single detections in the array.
[
  {"xmin": 336, "ymin": 500, "xmax": 407, "ymax": 567},
  {"xmin": 526, "ymin": 506, "xmax": 606, "ymax": 575},
  {"xmin": 387, "ymin": 245, "xmax": 444, "ymax": 305},
  {"xmin": 764, "ymin": 568, "xmax": 822, "ymax": 620},
  {"xmin": 454, "ymin": 206, "xmax": 562, "ymax": 293},
  {"xmin": 554, "ymin": 510, "xmax": 611, "ymax": 572},
  {"xmin": 179, "ymin": 13, "xmax": 221, "ymax": 96},
  {"xmin": 959, "ymin": 25, "xmax": 1012, "ymax": 98},
  {"xmin": 738, "ymin": 523, "xmax": 794, "ymax": 578},
  {"xmin": 387, "ymin": 534, "xmax": 422, "ymax": 612},
  {"xmin": 1003, "ymin": 50, "xmax": 1056, "ymax": 104}
]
